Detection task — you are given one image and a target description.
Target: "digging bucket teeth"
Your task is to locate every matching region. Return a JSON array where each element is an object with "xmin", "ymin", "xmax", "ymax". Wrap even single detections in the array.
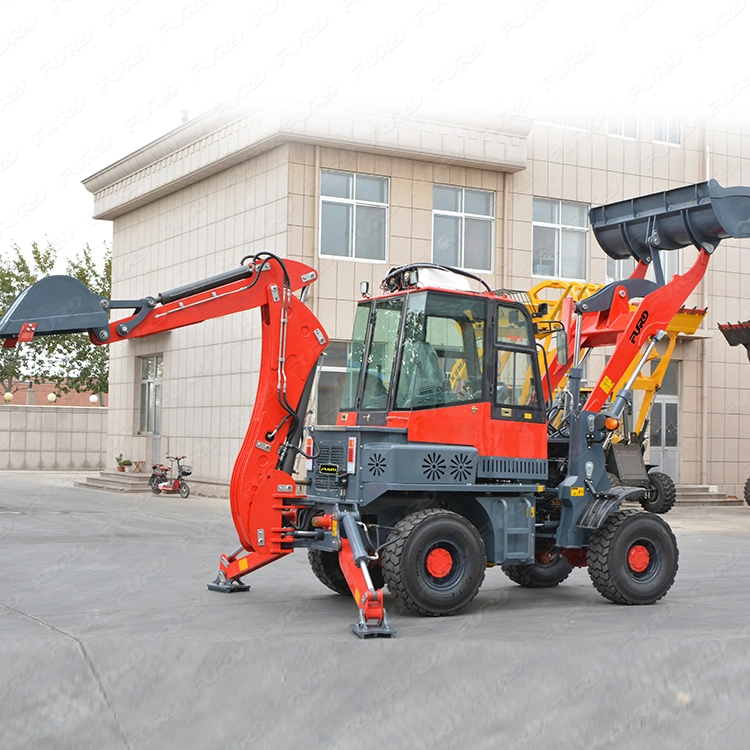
[
  {"xmin": 719, "ymin": 320, "xmax": 750, "ymax": 348},
  {"xmin": 0, "ymin": 275, "xmax": 110, "ymax": 342},
  {"xmin": 589, "ymin": 179, "xmax": 750, "ymax": 262}
]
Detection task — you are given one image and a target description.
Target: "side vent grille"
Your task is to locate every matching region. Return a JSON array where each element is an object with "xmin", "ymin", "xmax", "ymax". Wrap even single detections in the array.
[
  {"xmin": 449, "ymin": 453, "xmax": 473, "ymax": 482},
  {"xmin": 478, "ymin": 457, "xmax": 547, "ymax": 481},
  {"xmin": 368, "ymin": 453, "xmax": 387, "ymax": 477},
  {"xmin": 422, "ymin": 452, "xmax": 446, "ymax": 481},
  {"xmin": 314, "ymin": 444, "xmax": 346, "ymax": 491}
]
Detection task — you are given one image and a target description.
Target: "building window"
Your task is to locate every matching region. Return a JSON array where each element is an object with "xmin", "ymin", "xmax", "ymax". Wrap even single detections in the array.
[
  {"xmin": 316, "ymin": 341, "xmax": 349, "ymax": 424},
  {"xmin": 532, "ymin": 198, "xmax": 588, "ymax": 280},
  {"xmin": 608, "ymin": 111, "xmax": 637, "ymax": 139},
  {"xmin": 606, "ymin": 255, "xmax": 637, "ymax": 282},
  {"xmin": 139, "ymin": 355, "xmax": 162, "ymax": 435},
  {"xmin": 432, "ymin": 185, "xmax": 495, "ymax": 272},
  {"xmin": 653, "ymin": 113, "xmax": 681, "ymax": 146},
  {"xmin": 320, "ymin": 170, "xmax": 388, "ymax": 261}
]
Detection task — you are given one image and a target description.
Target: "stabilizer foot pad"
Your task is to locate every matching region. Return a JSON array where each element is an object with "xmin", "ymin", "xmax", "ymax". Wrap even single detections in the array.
[
  {"xmin": 207, "ymin": 576, "xmax": 250, "ymax": 593},
  {"xmin": 350, "ymin": 622, "xmax": 395, "ymax": 639}
]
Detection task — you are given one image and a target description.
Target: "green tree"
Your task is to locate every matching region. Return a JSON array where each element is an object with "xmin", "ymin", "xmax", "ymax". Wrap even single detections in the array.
[
  {"xmin": 0, "ymin": 241, "xmax": 56, "ymax": 395},
  {"xmin": 0, "ymin": 241, "xmax": 111, "ymax": 404}
]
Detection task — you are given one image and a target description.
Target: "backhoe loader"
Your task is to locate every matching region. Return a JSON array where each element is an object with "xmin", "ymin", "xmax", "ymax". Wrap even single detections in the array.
[{"xmin": 3, "ymin": 179, "xmax": 749, "ymax": 637}]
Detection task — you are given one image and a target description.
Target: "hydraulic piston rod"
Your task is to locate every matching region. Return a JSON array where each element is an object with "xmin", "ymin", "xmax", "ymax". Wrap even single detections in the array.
[{"xmin": 609, "ymin": 330, "xmax": 666, "ymax": 420}]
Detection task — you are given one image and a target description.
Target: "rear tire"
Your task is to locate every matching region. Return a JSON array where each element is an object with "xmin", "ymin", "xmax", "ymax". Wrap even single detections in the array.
[
  {"xmin": 744, "ymin": 477, "xmax": 750, "ymax": 506},
  {"xmin": 150, "ymin": 476, "xmax": 161, "ymax": 495},
  {"xmin": 382, "ymin": 509, "xmax": 486, "ymax": 616},
  {"xmin": 178, "ymin": 481, "xmax": 190, "ymax": 498},
  {"xmin": 502, "ymin": 553, "xmax": 573, "ymax": 588},
  {"xmin": 587, "ymin": 509, "xmax": 678, "ymax": 604},
  {"xmin": 639, "ymin": 471, "xmax": 676, "ymax": 514},
  {"xmin": 308, "ymin": 549, "xmax": 384, "ymax": 595}
]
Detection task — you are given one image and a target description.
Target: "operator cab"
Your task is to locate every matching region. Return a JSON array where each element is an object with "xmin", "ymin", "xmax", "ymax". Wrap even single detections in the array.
[{"xmin": 336, "ymin": 265, "xmax": 546, "ymax": 456}]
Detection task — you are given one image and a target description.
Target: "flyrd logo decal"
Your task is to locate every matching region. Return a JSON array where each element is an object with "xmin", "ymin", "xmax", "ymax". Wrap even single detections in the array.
[{"xmin": 629, "ymin": 310, "xmax": 649, "ymax": 343}]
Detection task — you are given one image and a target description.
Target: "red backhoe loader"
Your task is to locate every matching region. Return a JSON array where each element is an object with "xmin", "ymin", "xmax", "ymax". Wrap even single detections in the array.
[{"xmin": 2, "ymin": 179, "xmax": 749, "ymax": 637}]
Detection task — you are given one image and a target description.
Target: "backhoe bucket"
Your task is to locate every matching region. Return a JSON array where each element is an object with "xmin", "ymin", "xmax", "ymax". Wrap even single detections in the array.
[
  {"xmin": 719, "ymin": 320, "xmax": 750, "ymax": 348},
  {"xmin": 0, "ymin": 276, "xmax": 109, "ymax": 343},
  {"xmin": 590, "ymin": 179, "xmax": 750, "ymax": 262}
]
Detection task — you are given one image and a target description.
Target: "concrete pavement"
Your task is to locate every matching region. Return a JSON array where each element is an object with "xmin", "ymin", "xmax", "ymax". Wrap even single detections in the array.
[{"xmin": 1, "ymin": 471, "xmax": 750, "ymax": 748}]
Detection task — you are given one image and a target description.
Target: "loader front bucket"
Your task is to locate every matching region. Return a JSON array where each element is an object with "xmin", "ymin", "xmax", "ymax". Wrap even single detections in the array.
[
  {"xmin": 0, "ymin": 275, "xmax": 110, "ymax": 344},
  {"xmin": 590, "ymin": 179, "xmax": 750, "ymax": 262},
  {"xmin": 719, "ymin": 321, "xmax": 750, "ymax": 361}
]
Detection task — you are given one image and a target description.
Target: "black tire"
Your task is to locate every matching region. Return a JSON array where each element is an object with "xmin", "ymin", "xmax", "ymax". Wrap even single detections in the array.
[
  {"xmin": 640, "ymin": 471, "xmax": 676, "ymax": 514},
  {"xmin": 607, "ymin": 471, "xmax": 621, "ymax": 488},
  {"xmin": 744, "ymin": 477, "xmax": 750, "ymax": 506},
  {"xmin": 178, "ymin": 481, "xmax": 190, "ymax": 499},
  {"xmin": 587, "ymin": 509, "xmax": 679, "ymax": 605},
  {"xmin": 308, "ymin": 549, "xmax": 384, "ymax": 595},
  {"xmin": 382, "ymin": 509, "xmax": 486, "ymax": 616},
  {"xmin": 150, "ymin": 476, "xmax": 161, "ymax": 495},
  {"xmin": 502, "ymin": 554, "xmax": 573, "ymax": 588}
]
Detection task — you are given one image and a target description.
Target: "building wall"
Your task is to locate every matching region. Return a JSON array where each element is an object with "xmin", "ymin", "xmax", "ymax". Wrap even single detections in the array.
[
  {"xmin": 0, "ymin": 406, "xmax": 107, "ymax": 470},
  {"xmin": 286, "ymin": 119, "xmax": 750, "ymax": 496},
  {"xmin": 108, "ymin": 144, "xmax": 290, "ymax": 487},
  {"xmin": 95, "ymin": 110, "xmax": 750, "ymax": 497}
]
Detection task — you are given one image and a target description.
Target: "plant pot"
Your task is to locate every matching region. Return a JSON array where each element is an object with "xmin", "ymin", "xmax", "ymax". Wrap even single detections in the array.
[{"xmin": 116, "ymin": 465, "xmax": 125, "ymax": 472}]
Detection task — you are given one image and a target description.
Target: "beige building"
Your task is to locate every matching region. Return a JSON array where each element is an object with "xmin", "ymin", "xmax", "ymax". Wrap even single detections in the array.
[{"xmin": 82, "ymin": 106, "xmax": 750, "ymax": 497}]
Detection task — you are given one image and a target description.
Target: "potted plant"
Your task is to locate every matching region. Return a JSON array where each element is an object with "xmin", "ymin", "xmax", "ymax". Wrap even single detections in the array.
[{"xmin": 115, "ymin": 454, "xmax": 133, "ymax": 472}]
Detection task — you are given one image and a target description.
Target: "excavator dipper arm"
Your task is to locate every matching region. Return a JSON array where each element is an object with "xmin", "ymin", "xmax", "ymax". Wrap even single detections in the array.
[{"xmin": 0, "ymin": 253, "xmax": 395, "ymax": 636}]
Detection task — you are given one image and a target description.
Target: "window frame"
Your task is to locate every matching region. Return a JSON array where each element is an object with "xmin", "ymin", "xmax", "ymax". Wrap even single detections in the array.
[
  {"xmin": 532, "ymin": 197, "xmax": 590, "ymax": 282},
  {"xmin": 138, "ymin": 354, "xmax": 163, "ymax": 436},
  {"xmin": 319, "ymin": 169, "xmax": 390, "ymax": 263},
  {"xmin": 315, "ymin": 340, "xmax": 350, "ymax": 425},
  {"xmin": 607, "ymin": 111, "xmax": 638, "ymax": 140},
  {"xmin": 431, "ymin": 184, "xmax": 496, "ymax": 273},
  {"xmin": 653, "ymin": 112, "xmax": 682, "ymax": 146},
  {"xmin": 492, "ymin": 301, "xmax": 545, "ymax": 422}
]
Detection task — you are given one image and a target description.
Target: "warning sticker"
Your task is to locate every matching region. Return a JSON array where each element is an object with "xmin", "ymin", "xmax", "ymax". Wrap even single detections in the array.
[
  {"xmin": 600, "ymin": 376, "xmax": 614, "ymax": 395},
  {"xmin": 571, "ymin": 487, "xmax": 585, "ymax": 496}
]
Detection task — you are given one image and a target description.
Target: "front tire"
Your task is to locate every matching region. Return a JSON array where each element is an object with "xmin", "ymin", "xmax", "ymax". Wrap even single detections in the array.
[
  {"xmin": 178, "ymin": 481, "xmax": 190, "ymax": 498},
  {"xmin": 587, "ymin": 509, "xmax": 678, "ymax": 604},
  {"xmin": 382, "ymin": 509, "xmax": 486, "ymax": 616},
  {"xmin": 639, "ymin": 471, "xmax": 676, "ymax": 514},
  {"xmin": 744, "ymin": 477, "xmax": 750, "ymax": 506},
  {"xmin": 502, "ymin": 552, "xmax": 573, "ymax": 588}
]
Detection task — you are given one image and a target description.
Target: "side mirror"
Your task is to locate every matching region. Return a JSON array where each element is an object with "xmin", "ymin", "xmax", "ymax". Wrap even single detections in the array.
[{"xmin": 556, "ymin": 328, "xmax": 569, "ymax": 366}]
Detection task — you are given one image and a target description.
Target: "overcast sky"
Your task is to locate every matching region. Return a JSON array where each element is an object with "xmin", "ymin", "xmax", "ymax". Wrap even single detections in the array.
[{"xmin": 2, "ymin": 0, "xmax": 749, "ymax": 269}]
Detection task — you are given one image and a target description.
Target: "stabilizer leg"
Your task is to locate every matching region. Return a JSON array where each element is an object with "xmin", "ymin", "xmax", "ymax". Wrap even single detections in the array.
[
  {"xmin": 338, "ymin": 514, "xmax": 395, "ymax": 639},
  {"xmin": 207, "ymin": 546, "xmax": 288, "ymax": 593}
]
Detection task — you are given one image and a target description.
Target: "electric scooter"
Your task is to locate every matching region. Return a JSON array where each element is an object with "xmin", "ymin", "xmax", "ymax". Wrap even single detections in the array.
[{"xmin": 150, "ymin": 455, "xmax": 192, "ymax": 498}]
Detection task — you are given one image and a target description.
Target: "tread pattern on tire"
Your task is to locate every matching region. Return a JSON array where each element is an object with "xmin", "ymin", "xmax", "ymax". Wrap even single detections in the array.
[
  {"xmin": 381, "ymin": 508, "xmax": 485, "ymax": 617},
  {"xmin": 501, "ymin": 556, "xmax": 573, "ymax": 588},
  {"xmin": 744, "ymin": 477, "xmax": 750, "ymax": 506},
  {"xmin": 308, "ymin": 548, "xmax": 384, "ymax": 595},
  {"xmin": 587, "ymin": 509, "xmax": 678, "ymax": 604},
  {"xmin": 640, "ymin": 471, "xmax": 676, "ymax": 514},
  {"xmin": 308, "ymin": 549, "xmax": 349, "ymax": 595}
]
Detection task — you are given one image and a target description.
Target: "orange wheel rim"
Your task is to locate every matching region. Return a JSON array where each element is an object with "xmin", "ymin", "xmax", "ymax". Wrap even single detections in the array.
[
  {"xmin": 628, "ymin": 544, "xmax": 650, "ymax": 573},
  {"xmin": 425, "ymin": 548, "xmax": 453, "ymax": 578}
]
